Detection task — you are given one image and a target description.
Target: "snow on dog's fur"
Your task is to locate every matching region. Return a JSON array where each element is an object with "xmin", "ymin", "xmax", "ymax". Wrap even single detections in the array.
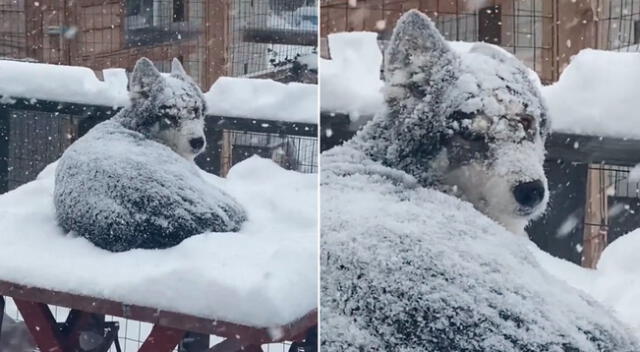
[
  {"xmin": 320, "ymin": 10, "xmax": 640, "ymax": 352},
  {"xmin": 54, "ymin": 58, "xmax": 247, "ymax": 252},
  {"xmin": 353, "ymin": 10, "xmax": 549, "ymax": 234}
]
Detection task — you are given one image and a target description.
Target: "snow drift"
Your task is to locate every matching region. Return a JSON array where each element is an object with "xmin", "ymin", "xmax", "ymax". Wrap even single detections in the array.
[
  {"xmin": 321, "ymin": 144, "xmax": 639, "ymax": 351},
  {"xmin": 0, "ymin": 156, "xmax": 317, "ymax": 326}
]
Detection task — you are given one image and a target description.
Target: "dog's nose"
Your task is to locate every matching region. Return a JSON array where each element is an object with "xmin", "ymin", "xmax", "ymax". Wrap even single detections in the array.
[
  {"xmin": 189, "ymin": 137, "xmax": 205, "ymax": 150},
  {"xmin": 513, "ymin": 180, "xmax": 545, "ymax": 208}
]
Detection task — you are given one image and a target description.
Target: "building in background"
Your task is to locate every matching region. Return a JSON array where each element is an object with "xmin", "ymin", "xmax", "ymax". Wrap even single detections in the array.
[{"xmin": 0, "ymin": 0, "xmax": 318, "ymax": 87}]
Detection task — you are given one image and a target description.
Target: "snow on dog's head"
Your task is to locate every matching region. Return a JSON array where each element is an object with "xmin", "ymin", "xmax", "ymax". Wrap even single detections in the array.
[
  {"xmin": 355, "ymin": 10, "xmax": 549, "ymax": 234},
  {"xmin": 118, "ymin": 57, "xmax": 206, "ymax": 160}
]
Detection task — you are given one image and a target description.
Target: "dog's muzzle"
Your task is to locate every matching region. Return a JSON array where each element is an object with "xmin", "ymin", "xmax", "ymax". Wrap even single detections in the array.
[{"xmin": 513, "ymin": 180, "xmax": 545, "ymax": 213}]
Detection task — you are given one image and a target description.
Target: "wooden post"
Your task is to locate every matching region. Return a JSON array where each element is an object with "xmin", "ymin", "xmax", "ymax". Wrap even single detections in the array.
[
  {"xmin": 138, "ymin": 325, "xmax": 186, "ymax": 352},
  {"xmin": 13, "ymin": 299, "xmax": 67, "ymax": 352},
  {"xmin": 582, "ymin": 165, "xmax": 608, "ymax": 268},
  {"xmin": 203, "ymin": 0, "xmax": 229, "ymax": 89}
]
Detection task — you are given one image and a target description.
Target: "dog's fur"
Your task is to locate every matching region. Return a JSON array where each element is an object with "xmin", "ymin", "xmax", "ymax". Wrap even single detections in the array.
[
  {"xmin": 352, "ymin": 10, "xmax": 549, "ymax": 234},
  {"xmin": 320, "ymin": 12, "xmax": 640, "ymax": 351},
  {"xmin": 54, "ymin": 58, "xmax": 247, "ymax": 252}
]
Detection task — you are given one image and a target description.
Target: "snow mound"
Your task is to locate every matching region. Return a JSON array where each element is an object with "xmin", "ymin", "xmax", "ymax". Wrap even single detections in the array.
[
  {"xmin": 321, "ymin": 144, "xmax": 639, "ymax": 351},
  {"xmin": 54, "ymin": 120, "xmax": 246, "ymax": 251},
  {"xmin": 530, "ymin": 230, "xmax": 640, "ymax": 339},
  {"xmin": 0, "ymin": 156, "xmax": 317, "ymax": 327},
  {"xmin": 542, "ymin": 49, "xmax": 640, "ymax": 139}
]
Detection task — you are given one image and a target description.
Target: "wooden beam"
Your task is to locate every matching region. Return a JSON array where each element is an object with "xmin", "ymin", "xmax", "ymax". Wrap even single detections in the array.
[
  {"xmin": 13, "ymin": 298, "xmax": 68, "ymax": 352},
  {"xmin": 242, "ymin": 28, "xmax": 317, "ymax": 46},
  {"xmin": 139, "ymin": 325, "xmax": 186, "ymax": 352},
  {"xmin": 0, "ymin": 280, "xmax": 317, "ymax": 343}
]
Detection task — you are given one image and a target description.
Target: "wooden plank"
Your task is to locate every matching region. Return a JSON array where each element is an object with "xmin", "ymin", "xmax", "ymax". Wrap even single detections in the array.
[
  {"xmin": 546, "ymin": 132, "xmax": 640, "ymax": 167},
  {"xmin": 581, "ymin": 165, "xmax": 608, "ymax": 268},
  {"xmin": 0, "ymin": 280, "xmax": 317, "ymax": 343},
  {"xmin": 13, "ymin": 298, "xmax": 68, "ymax": 352},
  {"xmin": 139, "ymin": 325, "xmax": 185, "ymax": 352}
]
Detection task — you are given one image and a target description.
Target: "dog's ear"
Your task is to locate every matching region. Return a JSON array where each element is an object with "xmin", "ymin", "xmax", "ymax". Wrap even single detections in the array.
[
  {"xmin": 171, "ymin": 58, "xmax": 188, "ymax": 77},
  {"xmin": 130, "ymin": 57, "xmax": 162, "ymax": 99},
  {"xmin": 384, "ymin": 10, "xmax": 460, "ymax": 101}
]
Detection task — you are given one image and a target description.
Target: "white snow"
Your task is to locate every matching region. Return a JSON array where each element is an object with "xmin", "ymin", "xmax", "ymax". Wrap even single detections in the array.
[
  {"xmin": 204, "ymin": 77, "xmax": 317, "ymax": 124},
  {"xmin": 0, "ymin": 60, "xmax": 317, "ymax": 124},
  {"xmin": 0, "ymin": 60, "xmax": 129, "ymax": 107},
  {"xmin": 530, "ymin": 229, "xmax": 640, "ymax": 338},
  {"xmin": 319, "ymin": 32, "xmax": 384, "ymax": 119},
  {"xmin": 542, "ymin": 49, "xmax": 640, "ymax": 139},
  {"xmin": 0, "ymin": 156, "xmax": 317, "ymax": 327}
]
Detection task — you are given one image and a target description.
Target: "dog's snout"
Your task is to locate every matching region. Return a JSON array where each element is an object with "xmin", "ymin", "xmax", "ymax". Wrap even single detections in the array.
[
  {"xmin": 189, "ymin": 137, "xmax": 205, "ymax": 150},
  {"xmin": 513, "ymin": 180, "xmax": 545, "ymax": 209}
]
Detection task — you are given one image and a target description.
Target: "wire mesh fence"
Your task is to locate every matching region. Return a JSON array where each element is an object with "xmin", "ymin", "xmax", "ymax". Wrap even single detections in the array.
[
  {"xmin": 0, "ymin": 99, "xmax": 318, "ymax": 194},
  {"xmin": 228, "ymin": 0, "xmax": 317, "ymax": 78},
  {"xmin": 600, "ymin": 0, "xmax": 640, "ymax": 51},
  {"xmin": 321, "ymin": 0, "xmax": 640, "ymax": 83}
]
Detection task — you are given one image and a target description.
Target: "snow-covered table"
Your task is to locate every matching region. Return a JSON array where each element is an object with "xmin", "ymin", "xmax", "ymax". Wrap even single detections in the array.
[{"xmin": 0, "ymin": 157, "xmax": 318, "ymax": 351}]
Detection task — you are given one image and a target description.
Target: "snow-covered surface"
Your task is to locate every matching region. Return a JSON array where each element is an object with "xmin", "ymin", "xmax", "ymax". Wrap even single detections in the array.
[
  {"xmin": 204, "ymin": 77, "xmax": 317, "ymax": 124},
  {"xmin": 0, "ymin": 156, "xmax": 317, "ymax": 327},
  {"xmin": 319, "ymin": 32, "xmax": 384, "ymax": 118},
  {"xmin": 0, "ymin": 60, "xmax": 129, "ymax": 107},
  {"xmin": 542, "ymin": 49, "xmax": 640, "ymax": 139},
  {"xmin": 532, "ymin": 229, "xmax": 640, "ymax": 337},
  {"xmin": 321, "ymin": 33, "xmax": 640, "ymax": 140},
  {"xmin": 321, "ymin": 144, "xmax": 639, "ymax": 351},
  {"xmin": 0, "ymin": 60, "xmax": 317, "ymax": 124}
]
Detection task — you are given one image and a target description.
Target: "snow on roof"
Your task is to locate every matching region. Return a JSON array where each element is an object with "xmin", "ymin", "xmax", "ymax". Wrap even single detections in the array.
[
  {"xmin": 204, "ymin": 77, "xmax": 317, "ymax": 124},
  {"xmin": 542, "ymin": 49, "xmax": 640, "ymax": 139},
  {"xmin": 321, "ymin": 32, "xmax": 640, "ymax": 140},
  {"xmin": 0, "ymin": 156, "xmax": 317, "ymax": 327},
  {"xmin": 0, "ymin": 60, "xmax": 317, "ymax": 124}
]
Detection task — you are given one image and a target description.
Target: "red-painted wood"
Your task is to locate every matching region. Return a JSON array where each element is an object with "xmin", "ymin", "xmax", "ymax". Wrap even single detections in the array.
[
  {"xmin": 138, "ymin": 325, "xmax": 186, "ymax": 352},
  {"xmin": 13, "ymin": 298, "xmax": 68, "ymax": 352}
]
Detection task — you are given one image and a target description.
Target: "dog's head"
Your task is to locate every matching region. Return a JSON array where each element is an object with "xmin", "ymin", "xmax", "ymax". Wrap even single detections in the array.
[
  {"xmin": 122, "ymin": 57, "xmax": 206, "ymax": 160},
  {"xmin": 377, "ymin": 10, "xmax": 550, "ymax": 234}
]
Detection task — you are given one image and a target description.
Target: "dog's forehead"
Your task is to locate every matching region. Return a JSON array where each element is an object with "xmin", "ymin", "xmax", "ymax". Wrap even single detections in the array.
[
  {"xmin": 158, "ymin": 76, "xmax": 203, "ymax": 106},
  {"xmin": 449, "ymin": 52, "xmax": 544, "ymax": 118}
]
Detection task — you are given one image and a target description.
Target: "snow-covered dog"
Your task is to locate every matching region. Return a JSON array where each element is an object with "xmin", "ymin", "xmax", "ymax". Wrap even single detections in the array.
[
  {"xmin": 54, "ymin": 58, "xmax": 247, "ymax": 252},
  {"xmin": 354, "ymin": 10, "xmax": 549, "ymax": 234},
  {"xmin": 320, "ymin": 10, "xmax": 639, "ymax": 352}
]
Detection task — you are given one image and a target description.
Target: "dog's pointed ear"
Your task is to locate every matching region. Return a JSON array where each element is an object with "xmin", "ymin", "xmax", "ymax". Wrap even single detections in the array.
[
  {"xmin": 130, "ymin": 57, "xmax": 162, "ymax": 98},
  {"xmin": 384, "ymin": 10, "xmax": 460, "ymax": 100},
  {"xmin": 171, "ymin": 58, "xmax": 187, "ymax": 77}
]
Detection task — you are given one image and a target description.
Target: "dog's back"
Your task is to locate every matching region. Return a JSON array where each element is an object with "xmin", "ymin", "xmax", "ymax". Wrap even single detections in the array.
[{"xmin": 54, "ymin": 119, "xmax": 246, "ymax": 252}]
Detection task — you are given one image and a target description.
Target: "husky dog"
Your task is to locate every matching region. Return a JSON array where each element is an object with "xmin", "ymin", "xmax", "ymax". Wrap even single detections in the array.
[
  {"xmin": 54, "ymin": 58, "xmax": 247, "ymax": 252},
  {"xmin": 353, "ymin": 10, "xmax": 549, "ymax": 234},
  {"xmin": 320, "ymin": 10, "xmax": 639, "ymax": 352}
]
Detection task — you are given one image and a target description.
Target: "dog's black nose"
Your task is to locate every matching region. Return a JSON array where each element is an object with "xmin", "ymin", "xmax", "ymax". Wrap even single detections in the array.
[
  {"xmin": 189, "ymin": 137, "xmax": 205, "ymax": 150},
  {"xmin": 513, "ymin": 180, "xmax": 545, "ymax": 208}
]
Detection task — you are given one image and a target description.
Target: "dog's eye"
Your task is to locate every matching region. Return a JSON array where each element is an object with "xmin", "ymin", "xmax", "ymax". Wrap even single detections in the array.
[{"xmin": 519, "ymin": 115, "xmax": 534, "ymax": 132}]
